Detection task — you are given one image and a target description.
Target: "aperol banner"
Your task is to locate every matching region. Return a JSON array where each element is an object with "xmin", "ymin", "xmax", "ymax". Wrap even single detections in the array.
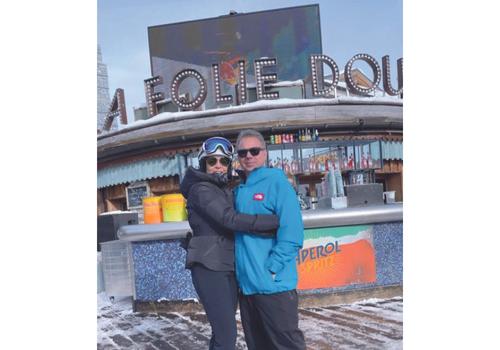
[{"xmin": 296, "ymin": 225, "xmax": 376, "ymax": 290}]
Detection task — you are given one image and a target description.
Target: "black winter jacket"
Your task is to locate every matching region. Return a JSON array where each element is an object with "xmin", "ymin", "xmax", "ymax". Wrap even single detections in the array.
[{"xmin": 180, "ymin": 167, "xmax": 279, "ymax": 271}]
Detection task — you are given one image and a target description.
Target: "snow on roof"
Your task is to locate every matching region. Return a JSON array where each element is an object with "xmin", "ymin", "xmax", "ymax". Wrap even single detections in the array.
[
  {"xmin": 245, "ymin": 79, "xmax": 304, "ymax": 88},
  {"xmin": 101, "ymin": 96, "xmax": 400, "ymax": 134},
  {"xmin": 324, "ymin": 79, "xmax": 347, "ymax": 88}
]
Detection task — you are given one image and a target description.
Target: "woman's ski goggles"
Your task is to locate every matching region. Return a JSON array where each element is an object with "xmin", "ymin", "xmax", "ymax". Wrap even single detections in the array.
[{"xmin": 201, "ymin": 137, "xmax": 234, "ymax": 158}]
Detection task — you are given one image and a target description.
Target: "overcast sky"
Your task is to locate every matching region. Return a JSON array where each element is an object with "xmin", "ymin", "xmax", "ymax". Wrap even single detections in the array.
[{"xmin": 98, "ymin": 0, "xmax": 402, "ymax": 120}]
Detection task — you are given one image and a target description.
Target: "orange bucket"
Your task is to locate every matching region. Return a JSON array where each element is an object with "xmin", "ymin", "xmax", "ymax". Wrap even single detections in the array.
[
  {"xmin": 143, "ymin": 196, "xmax": 162, "ymax": 224},
  {"xmin": 161, "ymin": 194, "xmax": 188, "ymax": 222}
]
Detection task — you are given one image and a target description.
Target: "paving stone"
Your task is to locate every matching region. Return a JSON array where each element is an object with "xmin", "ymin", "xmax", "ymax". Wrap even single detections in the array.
[
  {"xmin": 151, "ymin": 339, "xmax": 177, "ymax": 350},
  {"xmin": 129, "ymin": 332, "xmax": 155, "ymax": 343},
  {"xmin": 97, "ymin": 343, "xmax": 119, "ymax": 350},
  {"xmin": 110, "ymin": 334, "xmax": 134, "ymax": 348},
  {"xmin": 99, "ymin": 296, "xmax": 403, "ymax": 349},
  {"xmin": 143, "ymin": 344, "xmax": 160, "ymax": 350},
  {"xmin": 117, "ymin": 322, "xmax": 134, "ymax": 331}
]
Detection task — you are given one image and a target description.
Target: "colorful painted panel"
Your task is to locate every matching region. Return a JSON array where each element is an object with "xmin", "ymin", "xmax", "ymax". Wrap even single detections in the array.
[
  {"xmin": 297, "ymin": 225, "xmax": 376, "ymax": 290},
  {"xmin": 148, "ymin": 5, "xmax": 321, "ymax": 110}
]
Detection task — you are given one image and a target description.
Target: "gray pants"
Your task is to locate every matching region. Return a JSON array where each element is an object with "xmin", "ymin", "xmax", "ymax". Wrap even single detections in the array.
[
  {"xmin": 239, "ymin": 290, "xmax": 306, "ymax": 350},
  {"xmin": 191, "ymin": 264, "xmax": 238, "ymax": 350}
]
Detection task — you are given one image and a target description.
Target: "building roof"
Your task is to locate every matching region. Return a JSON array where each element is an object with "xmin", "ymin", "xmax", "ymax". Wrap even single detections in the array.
[{"xmin": 98, "ymin": 97, "xmax": 402, "ymax": 162}]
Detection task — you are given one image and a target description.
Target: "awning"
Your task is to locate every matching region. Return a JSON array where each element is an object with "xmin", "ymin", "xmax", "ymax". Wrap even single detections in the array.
[
  {"xmin": 381, "ymin": 141, "xmax": 403, "ymax": 160},
  {"xmin": 97, "ymin": 155, "xmax": 185, "ymax": 189}
]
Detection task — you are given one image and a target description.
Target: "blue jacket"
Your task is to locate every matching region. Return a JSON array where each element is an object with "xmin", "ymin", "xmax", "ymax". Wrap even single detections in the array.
[{"xmin": 234, "ymin": 167, "xmax": 304, "ymax": 295}]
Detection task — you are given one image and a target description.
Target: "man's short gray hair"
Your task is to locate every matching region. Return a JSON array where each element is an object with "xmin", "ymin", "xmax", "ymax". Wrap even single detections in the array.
[{"xmin": 236, "ymin": 129, "xmax": 266, "ymax": 149}]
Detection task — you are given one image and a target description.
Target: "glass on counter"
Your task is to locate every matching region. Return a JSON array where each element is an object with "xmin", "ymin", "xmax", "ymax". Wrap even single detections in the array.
[
  {"xmin": 314, "ymin": 146, "xmax": 330, "ymax": 172},
  {"xmin": 265, "ymin": 138, "xmax": 382, "ymax": 176},
  {"xmin": 354, "ymin": 141, "xmax": 382, "ymax": 170},
  {"xmin": 283, "ymin": 144, "xmax": 301, "ymax": 175},
  {"xmin": 300, "ymin": 146, "xmax": 315, "ymax": 174},
  {"xmin": 348, "ymin": 169, "xmax": 375, "ymax": 185},
  {"xmin": 369, "ymin": 141, "xmax": 382, "ymax": 168},
  {"xmin": 344, "ymin": 146, "xmax": 355, "ymax": 170},
  {"xmin": 329, "ymin": 148, "xmax": 342, "ymax": 171},
  {"xmin": 267, "ymin": 147, "xmax": 282, "ymax": 169}
]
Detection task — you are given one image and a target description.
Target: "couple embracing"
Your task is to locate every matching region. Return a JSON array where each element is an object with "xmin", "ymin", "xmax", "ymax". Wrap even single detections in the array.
[{"xmin": 180, "ymin": 129, "xmax": 306, "ymax": 350}]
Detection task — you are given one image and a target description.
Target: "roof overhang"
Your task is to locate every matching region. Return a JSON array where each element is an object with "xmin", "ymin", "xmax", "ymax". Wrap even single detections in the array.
[{"xmin": 97, "ymin": 97, "xmax": 402, "ymax": 162}]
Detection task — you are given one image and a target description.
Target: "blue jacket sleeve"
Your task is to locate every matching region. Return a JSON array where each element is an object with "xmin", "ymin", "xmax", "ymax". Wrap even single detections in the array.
[{"xmin": 264, "ymin": 176, "xmax": 304, "ymax": 274}]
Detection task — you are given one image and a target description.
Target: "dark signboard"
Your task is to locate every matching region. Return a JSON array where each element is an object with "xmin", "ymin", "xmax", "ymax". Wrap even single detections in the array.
[
  {"xmin": 126, "ymin": 183, "xmax": 150, "ymax": 209},
  {"xmin": 148, "ymin": 5, "xmax": 322, "ymax": 110}
]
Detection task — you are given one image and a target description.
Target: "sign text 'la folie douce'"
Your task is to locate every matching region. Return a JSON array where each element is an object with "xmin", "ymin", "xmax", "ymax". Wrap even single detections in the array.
[{"xmin": 103, "ymin": 53, "xmax": 402, "ymax": 130}]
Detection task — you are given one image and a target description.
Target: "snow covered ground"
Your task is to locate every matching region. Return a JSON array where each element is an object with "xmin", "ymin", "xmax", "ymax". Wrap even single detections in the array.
[{"xmin": 98, "ymin": 292, "xmax": 402, "ymax": 349}]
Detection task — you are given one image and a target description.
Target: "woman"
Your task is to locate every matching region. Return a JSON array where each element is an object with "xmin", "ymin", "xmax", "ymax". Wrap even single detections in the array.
[{"xmin": 180, "ymin": 136, "xmax": 279, "ymax": 350}]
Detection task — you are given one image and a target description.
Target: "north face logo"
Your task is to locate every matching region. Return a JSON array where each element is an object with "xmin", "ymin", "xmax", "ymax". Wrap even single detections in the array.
[{"xmin": 253, "ymin": 193, "xmax": 265, "ymax": 201}]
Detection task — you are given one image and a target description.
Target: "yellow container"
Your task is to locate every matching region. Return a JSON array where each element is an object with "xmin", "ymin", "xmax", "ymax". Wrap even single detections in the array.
[
  {"xmin": 143, "ymin": 196, "xmax": 163, "ymax": 224},
  {"xmin": 161, "ymin": 193, "xmax": 188, "ymax": 222}
]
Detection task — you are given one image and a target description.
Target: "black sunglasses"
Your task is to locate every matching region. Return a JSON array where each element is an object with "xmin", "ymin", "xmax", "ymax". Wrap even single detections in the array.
[
  {"xmin": 206, "ymin": 157, "xmax": 230, "ymax": 167},
  {"xmin": 237, "ymin": 147, "xmax": 265, "ymax": 158}
]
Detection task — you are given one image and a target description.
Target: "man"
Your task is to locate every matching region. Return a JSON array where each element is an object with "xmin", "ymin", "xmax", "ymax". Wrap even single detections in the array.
[{"xmin": 233, "ymin": 129, "xmax": 306, "ymax": 350}]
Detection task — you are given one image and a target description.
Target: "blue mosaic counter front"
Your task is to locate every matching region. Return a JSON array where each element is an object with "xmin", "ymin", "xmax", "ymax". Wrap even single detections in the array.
[
  {"xmin": 132, "ymin": 240, "xmax": 196, "ymax": 301},
  {"xmin": 373, "ymin": 222, "xmax": 403, "ymax": 286},
  {"xmin": 131, "ymin": 221, "xmax": 402, "ymax": 302}
]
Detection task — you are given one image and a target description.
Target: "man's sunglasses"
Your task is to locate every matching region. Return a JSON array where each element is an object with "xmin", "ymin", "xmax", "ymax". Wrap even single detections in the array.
[
  {"xmin": 206, "ymin": 157, "xmax": 230, "ymax": 167},
  {"xmin": 237, "ymin": 147, "xmax": 265, "ymax": 158}
]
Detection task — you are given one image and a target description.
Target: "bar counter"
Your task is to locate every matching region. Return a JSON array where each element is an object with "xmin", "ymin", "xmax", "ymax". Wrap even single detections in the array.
[{"xmin": 114, "ymin": 203, "xmax": 403, "ymax": 303}]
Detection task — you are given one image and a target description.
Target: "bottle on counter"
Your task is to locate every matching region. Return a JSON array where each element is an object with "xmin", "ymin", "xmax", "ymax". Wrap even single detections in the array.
[
  {"xmin": 283, "ymin": 158, "xmax": 291, "ymax": 174},
  {"xmin": 314, "ymin": 129, "xmax": 319, "ymax": 141},
  {"xmin": 276, "ymin": 134, "xmax": 281, "ymax": 144},
  {"xmin": 320, "ymin": 158, "xmax": 325, "ymax": 172},
  {"xmin": 328, "ymin": 168, "xmax": 337, "ymax": 198},
  {"xmin": 348, "ymin": 154, "xmax": 354, "ymax": 169},
  {"xmin": 361, "ymin": 153, "xmax": 366, "ymax": 168},
  {"xmin": 291, "ymin": 158, "xmax": 298, "ymax": 173},
  {"xmin": 270, "ymin": 135, "xmax": 275, "ymax": 144},
  {"xmin": 334, "ymin": 168, "xmax": 345, "ymax": 197}
]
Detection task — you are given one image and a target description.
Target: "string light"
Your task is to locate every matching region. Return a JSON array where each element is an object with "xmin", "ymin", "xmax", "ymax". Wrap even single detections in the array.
[
  {"xmin": 144, "ymin": 76, "xmax": 164, "ymax": 117},
  {"xmin": 170, "ymin": 69, "xmax": 207, "ymax": 110},
  {"xmin": 103, "ymin": 88, "xmax": 127, "ymax": 131},
  {"xmin": 344, "ymin": 53, "xmax": 381, "ymax": 95},
  {"xmin": 254, "ymin": 58, "xmax": 279, "ymax": 100},
  {"xmin": 238, "ymin": 60, "xmax": 247, "ymax": 104},
  {"xmin": 382, "ymin": 55, "xmax": 403, "ymax": 96},
  {"xmin": 310, "ymin": 54, "xmax": 339, "ymax": 97},
  {"xmin": 211, "ymin": 63, "xmax": 232, "ymax": 104}
]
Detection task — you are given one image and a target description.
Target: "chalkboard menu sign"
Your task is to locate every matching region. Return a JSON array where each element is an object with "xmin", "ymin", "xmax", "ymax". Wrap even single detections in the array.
[{"xmin": 126, "ymin": 182, "xmax": 150, "ymax": 209}]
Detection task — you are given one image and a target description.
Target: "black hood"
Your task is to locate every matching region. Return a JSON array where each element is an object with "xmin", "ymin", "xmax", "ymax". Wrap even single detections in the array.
[{"xmin": 180, "ymin": 166, "xmax": 228, "ymax": 198}]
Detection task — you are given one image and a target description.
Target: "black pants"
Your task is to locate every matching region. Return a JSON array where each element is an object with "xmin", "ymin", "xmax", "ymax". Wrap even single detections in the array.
[
  {"xmin": 239, "ymin": 290, "xmax": 306, "ymax": 350},
  {"xmin": 190, "ymin": 264, "xmax": 238, "ymax": 350}
]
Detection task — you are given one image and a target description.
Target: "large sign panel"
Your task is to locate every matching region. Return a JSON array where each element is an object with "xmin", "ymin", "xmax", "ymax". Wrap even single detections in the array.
[
  {"xmin": 148, "ymin": 5, "xmax": 322, "ymax": 110},
  {"xmin": 297, "ymin": 225, "xmax": 376, "ymax": 290}
]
